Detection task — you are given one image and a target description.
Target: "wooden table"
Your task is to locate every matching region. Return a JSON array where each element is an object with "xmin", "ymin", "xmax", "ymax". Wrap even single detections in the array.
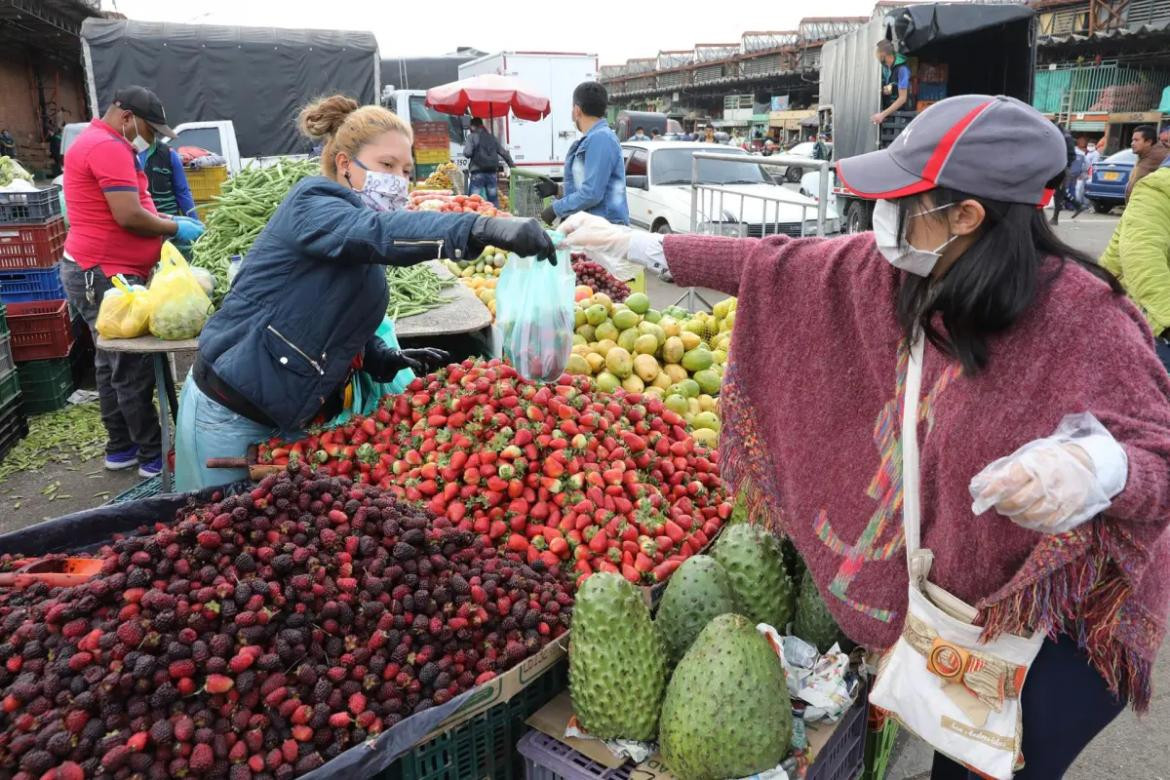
[
  {"xmin": 95, "ymin": 335, "xmax": 199, "ymax": 492},
  {"xmin": 393, "ymin": 261, "xmax": 492, "ymax": 338}
]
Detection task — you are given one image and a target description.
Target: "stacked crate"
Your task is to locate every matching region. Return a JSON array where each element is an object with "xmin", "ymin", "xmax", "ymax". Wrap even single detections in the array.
[
  {"xmin": 186, "ymin": 164, "xmax": 228, "ymax": 223},
  {"xmin": 0, "ymin": 305, "xmax": 29, "ymax": 458},
  {"xmin": 0, "ymin": 185, "xmax": 76, "ymax": 416}
]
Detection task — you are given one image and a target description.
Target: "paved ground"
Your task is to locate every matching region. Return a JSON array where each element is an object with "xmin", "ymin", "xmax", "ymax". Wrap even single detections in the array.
[{"xmin": 1, "ymin": 208, "xmax": 1165, "ymax": 777}]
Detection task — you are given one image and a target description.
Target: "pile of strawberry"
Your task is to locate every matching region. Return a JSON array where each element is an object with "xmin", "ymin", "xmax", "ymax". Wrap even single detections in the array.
[
  {"xmin": 570, "ymin": 253, "xmax": 630, "ymax": 302},
  {"xmin": 257, "ymin": 360, "xmax": 730, "ymax": 587},
  {"xmin": 0, "ymin": 467, "xmax": 571, "ymax": 779}
]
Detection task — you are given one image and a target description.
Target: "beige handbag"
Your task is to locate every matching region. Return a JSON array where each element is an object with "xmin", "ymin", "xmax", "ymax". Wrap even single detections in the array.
[{"xmin": 869, "ymin": 333, "xmax": 1045, "ymax": 780}]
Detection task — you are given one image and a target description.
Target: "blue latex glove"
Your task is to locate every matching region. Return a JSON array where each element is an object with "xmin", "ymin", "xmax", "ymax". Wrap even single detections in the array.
[{"xmin": 172, "ymin": 216, "xmax": 205, "ymax": 243}]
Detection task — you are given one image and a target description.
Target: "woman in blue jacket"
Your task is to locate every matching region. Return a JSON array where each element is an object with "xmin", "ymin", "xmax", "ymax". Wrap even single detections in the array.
[{"xmin": 175, "ymin": 95, "xmax": 555, "ymax": 489}]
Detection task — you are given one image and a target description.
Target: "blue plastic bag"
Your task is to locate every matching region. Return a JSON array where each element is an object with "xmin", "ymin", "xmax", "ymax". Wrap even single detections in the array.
[
  {"xmin": 495, "ymin": 240, "xmax": 574, "ymax": 382},
  {"xmin": 326, "ymin": 317, "xmax": 414, "ymax": 427}
]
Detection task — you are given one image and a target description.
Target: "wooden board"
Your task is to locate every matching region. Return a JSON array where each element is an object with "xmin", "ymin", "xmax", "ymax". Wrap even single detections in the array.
[
  {"xmin": 392, "ymin": 261, "xmax": 492, "ymax": 338},
  {"xmin": 96, "ymin": 335, "xmax": 200, "ymax": 354}
]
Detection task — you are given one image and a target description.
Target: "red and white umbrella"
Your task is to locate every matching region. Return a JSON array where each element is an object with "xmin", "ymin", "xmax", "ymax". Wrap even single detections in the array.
[{"xmin": 425, "ymin": 74, "xmax": 551, "ymax": 121}]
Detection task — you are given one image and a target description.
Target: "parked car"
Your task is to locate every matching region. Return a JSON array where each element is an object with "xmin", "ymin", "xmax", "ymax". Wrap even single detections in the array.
[
  {"xmin": 620, "ymin": 141, "xmax": 833, "ymax": 237},
  {"xmin": 1085, "ymin": 149, "xmax": 1136, "ymax": 213},
  {"xmin": 776, "ymin": 140, "xmax": 833, "ymax": 183}
]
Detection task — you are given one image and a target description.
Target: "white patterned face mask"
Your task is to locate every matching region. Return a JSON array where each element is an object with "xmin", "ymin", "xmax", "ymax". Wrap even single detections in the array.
[
  {"xmin": 349, "ymin": 159, "xmax": 410, "ymax": 212},
  {"xmin": 872, "ymin": 198, "xmax": 956, "ymax": 277}
]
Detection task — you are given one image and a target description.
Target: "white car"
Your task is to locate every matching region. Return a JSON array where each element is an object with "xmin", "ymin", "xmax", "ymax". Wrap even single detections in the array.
[
  {"xmin": 621, "ymin": 141, "xmax": 833, "ymax": 237},
  {"xmin": 777, "ymin": 140, "xmax": 833, "ymax": 183}
]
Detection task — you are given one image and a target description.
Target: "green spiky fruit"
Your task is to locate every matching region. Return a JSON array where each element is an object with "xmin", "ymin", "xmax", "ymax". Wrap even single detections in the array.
[
  {"xmin": 654, "ymin": 555, "xmax": 740, "ymax": 664},
  {"xmin": 711, "ymin": 523, "xmax": 794, "ymax": 630},
  {"xmin": 794, "ymin": 568, "xmax": 843, "ymax": 652},
  {"xmin": 660, "ymin": 613, "xmax": 792, "ymax": 780},
  {"xmin": 569, "ymin": 573, "xmax": 667, "ymax": 740}
]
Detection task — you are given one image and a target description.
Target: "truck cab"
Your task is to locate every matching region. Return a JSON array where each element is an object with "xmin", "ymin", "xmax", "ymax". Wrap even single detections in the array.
[{"xmin": 382, "ymin": 87, "xmax": 468, "ymax": 180}]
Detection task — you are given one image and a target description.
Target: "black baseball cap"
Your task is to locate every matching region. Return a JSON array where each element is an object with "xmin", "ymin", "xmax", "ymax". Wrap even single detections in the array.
[
  {"xmin": 836, "ymin": 95, "xmax": 1066, "ymax": 206},
  {"xmin": 113, "ymin": 86, "xmax": 176, "ymax": 140}
]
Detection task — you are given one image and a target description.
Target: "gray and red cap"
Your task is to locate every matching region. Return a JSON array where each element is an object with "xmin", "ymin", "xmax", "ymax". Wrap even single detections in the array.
[{"xmin": 836, "ymin": 95, "xmax": 1066, "ymax": 206}]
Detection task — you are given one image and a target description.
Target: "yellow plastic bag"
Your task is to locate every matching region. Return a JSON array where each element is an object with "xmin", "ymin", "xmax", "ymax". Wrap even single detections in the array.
[
  {"xmin": 149, "ymin": 241, "xmax": 214, "ymax": 340},
  {"xmin": 95, "ymin": 275, "xmax": 153, "ymax": 339}
]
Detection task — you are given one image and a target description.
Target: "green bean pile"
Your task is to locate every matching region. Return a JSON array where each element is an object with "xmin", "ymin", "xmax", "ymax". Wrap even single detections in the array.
[
  {"xmin": 190, "ymin": 159, "xmax": 321, "ymax": 305},
  {"xmin": 385, "ymin": 265, "xmax": 456, "ymax": 320}
]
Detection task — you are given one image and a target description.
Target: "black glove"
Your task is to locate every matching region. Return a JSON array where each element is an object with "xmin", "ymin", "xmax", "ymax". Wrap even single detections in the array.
[
  {"xmin": 469, "ymin": 216, "xmax": 557, "ymax": 264},
  {"xmin": 535, "ymin": 177, "xmax": 559, "ymax": 199},
  {"xmin": 540, "ymin": 205, "xmax": 558, "ymax": 226},
  {"xmin": 363, "ymin": 339, "xmax": 451, "ymax": 381}
]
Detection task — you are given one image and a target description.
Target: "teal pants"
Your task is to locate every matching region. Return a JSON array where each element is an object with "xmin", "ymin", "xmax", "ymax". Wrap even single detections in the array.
[{"xmin": 174, "ymin": 376, "xmax": 303, "ymax": 492}]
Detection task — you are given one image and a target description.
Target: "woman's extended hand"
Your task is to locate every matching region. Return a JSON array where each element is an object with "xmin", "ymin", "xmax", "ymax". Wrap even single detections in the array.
[
  {"xmin": 559, "ymin": 212, "xmax": 634, "ymax": 257},
  {"xmin": 470, "ymin": 217, "xmax": 556, "ymax": 264}
]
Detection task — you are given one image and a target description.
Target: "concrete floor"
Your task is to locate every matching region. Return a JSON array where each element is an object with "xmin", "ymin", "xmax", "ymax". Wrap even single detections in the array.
[{"xmin": 1, "ymin": 207, "xmax": 1165, "ymax": 778}]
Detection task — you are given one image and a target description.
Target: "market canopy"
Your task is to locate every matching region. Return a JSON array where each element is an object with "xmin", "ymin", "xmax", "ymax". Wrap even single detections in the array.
[{"xmin": 425, "ymin": 74, "xmax": 551, "ymax": 121}]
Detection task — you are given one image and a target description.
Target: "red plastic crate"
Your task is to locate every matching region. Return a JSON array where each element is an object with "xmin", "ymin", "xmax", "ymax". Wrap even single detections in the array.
[
  {"xmin": 0, "ymin": 218, "xmax": 66, "ymax": 269},
  {"xmin": 5, "ymin": 300, "xmax": 74, "ymax": 361}
]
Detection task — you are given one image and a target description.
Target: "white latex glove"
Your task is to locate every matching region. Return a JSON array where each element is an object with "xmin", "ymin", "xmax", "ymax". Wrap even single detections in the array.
[
  {"xmin": 559, "ymin": 212, "xmax": 668, "ymax": 274},
  {"xmin": 969, "ymin": 412, "xmax": 1127, "ymax": 534},
  {"xmin": 559, "ymin": 212, "xmax": 633, "ymax": 256}
]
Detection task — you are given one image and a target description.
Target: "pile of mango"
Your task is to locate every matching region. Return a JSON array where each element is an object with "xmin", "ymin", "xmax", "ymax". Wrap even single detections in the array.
[{"xmin": 566, "ymin": 292, "xmax": 736, "ymax": 447}]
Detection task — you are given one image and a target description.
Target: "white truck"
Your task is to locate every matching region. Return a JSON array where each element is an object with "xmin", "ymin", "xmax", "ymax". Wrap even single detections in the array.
[{"xmin": 457, "ymin": 52, "xmax": 599, "ymax": 179}]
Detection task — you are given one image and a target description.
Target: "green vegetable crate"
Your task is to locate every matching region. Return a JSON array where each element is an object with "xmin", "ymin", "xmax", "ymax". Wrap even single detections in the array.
[
  {"xmin": 0, "ymin": 393, "xmax": 28, "ymax": 460},
  {"xmin": 379, "ymin": 661, "xmax": 568, "ymax": 780},
  {"xmin": 17, "ymin": 357, "xmax": 74, "ymax": 415},
  {"xmin": 0, "ymin": 302, "xmax": 8, "ymax": 337},
  {"xmin": 861, "ymin": 716, "xmax": 899, "ymax": 780}
]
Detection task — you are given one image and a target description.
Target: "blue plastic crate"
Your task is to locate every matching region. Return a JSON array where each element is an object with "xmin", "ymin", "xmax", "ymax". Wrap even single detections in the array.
[{"xmin": 0, "ymin": 264, "xmax": 66, "ymax": 303}]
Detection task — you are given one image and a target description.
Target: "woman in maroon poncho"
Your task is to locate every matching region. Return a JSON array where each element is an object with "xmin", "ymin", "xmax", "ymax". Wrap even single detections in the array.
[{"xmin": 562, "ymin": 95, "xmax": 1170, "ymax": 779}]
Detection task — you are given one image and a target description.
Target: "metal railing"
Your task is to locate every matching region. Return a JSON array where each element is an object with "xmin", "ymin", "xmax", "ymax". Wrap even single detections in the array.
[{"xmin": 679, "ymin": 151, "xmax": 833, "ymax": 309}]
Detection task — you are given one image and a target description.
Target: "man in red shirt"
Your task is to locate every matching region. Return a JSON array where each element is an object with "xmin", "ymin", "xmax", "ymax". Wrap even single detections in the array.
[{"xmin": 61, "ymin": 86, "xmax": 205, "ymax": 478}]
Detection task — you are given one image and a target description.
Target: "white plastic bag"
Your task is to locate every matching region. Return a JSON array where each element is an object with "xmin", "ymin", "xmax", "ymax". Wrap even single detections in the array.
[{"xmin": 495, "ymin": 242, "xmax": 575, "ymax": 382}]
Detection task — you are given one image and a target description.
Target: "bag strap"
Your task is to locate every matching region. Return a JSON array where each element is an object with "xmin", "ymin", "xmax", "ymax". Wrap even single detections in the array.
[{"xmin": 901, "ymin": 332, "xmax": 926, "ymax": 562}]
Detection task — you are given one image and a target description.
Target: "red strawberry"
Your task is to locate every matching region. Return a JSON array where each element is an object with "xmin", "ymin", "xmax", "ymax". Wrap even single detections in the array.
[
  {"xmin": 101, "ymin": 745, "xmax": 132, "ymax": 771},
  {"xmin": 347, "ymin": 692, "xmax": 367, "ymax": 716},
  {"xmin": 281, "ymin": 739, "xmax": 298, "ymax": 763},
  {"xmin": 329, "ymin": 712, "xmax": 351, "ymax": 728},
  {"xmin": 229, "ymin": 653, "xmax": 254, "ymax": 673},
  {"xmin": 292, "ymin": 724, "xmax": 313, "ymax": 742},
  {"xmin": 116, "ymin": 621, "xmax": 144, "ymax": 646},
  {"xmin": 196, "ymin": 530, "xmax": 222, "ymax": 549},
  {"xmin": 169, "ymin": 659, "xmax": 196, "ymax": 679},
  {"xmin": 127, "ymin": 731, "xmax": 149, "ymax": 752},
  {"xmin": 204, "ymin": 674, "xmax": 234, "ymax": 694}
]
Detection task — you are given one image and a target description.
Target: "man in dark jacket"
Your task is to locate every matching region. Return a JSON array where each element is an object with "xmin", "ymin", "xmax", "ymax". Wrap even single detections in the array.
[
  {"xmin": 1051, "ymin": 122, "xmax": 1078, "ymax": 225},
  {"xmin": 463, "ymin": 118, "xmax": 514, "ymax": 206}
]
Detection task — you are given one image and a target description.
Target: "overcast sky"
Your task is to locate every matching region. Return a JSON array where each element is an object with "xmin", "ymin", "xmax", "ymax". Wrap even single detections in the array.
[{"xmin": 99, "ymin": 0, "xmax": 879, "ymax": 65}]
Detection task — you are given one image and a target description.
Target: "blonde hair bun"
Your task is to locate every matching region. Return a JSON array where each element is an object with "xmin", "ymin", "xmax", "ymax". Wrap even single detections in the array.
[{"xmin": 298, "ymin": 95, "xmax": 361, "ymax": 140}]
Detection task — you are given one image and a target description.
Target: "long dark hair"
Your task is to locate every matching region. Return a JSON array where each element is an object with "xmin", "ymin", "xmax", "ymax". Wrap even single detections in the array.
[{"xmin": 894, "ymin": 177, "xmax": 1122, "ymax": 374}]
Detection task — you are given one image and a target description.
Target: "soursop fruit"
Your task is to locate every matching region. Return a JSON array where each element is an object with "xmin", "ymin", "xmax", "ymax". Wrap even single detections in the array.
[
  {"xmin": 569, "ymin": 572, "xmax": 667, "ymax": 740},
  {"xmin": 659, "ymin": 613, "xmax": 792, "ymax": 780},
  {"xmin": 654, "ymin": 555, "xmax": 740, "ymax": 664},
  {"xmin": 794, "ymin": 568, "xmax": 843, "ymax": 652},
  {"xmin": 711, "ymin": 523, "xmax": 795, "ymax": 630}
]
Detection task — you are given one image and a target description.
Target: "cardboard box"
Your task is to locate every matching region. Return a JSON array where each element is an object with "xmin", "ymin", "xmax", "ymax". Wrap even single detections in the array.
[{"xmin": 526, "ymin": 691, "xmax": 855, "ymax": 778}]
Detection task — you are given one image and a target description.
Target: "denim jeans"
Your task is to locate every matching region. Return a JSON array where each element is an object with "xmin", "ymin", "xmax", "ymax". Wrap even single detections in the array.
[
  {"xmin": 59, "ymin": 257, "xmax": 161, "ymax": 460},
  {"xmin": 174, "ymin": 377, "xmax": 304, "ymax": 492},
  {"xmin": 468, "ymin": 172, "xmax": 499, "ymax": 206}
]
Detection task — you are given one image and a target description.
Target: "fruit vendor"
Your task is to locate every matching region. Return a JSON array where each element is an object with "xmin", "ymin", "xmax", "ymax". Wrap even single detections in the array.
[
  {"xmin": 61, "ymin": 85, "xmax": 206, "ymax": 479},
  {"xmin": 174, "ymin": 95, "xmax": 556, "ymax": 491},
  {"xmin": 561, "ymin": 95, "xmax": 1170, "ymax": 779}
]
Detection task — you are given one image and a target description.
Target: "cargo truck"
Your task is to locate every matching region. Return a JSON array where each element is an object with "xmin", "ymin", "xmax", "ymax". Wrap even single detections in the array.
[{"xmin": 817, "ymin": 3, "xmax": 1037, "ymax": 232}]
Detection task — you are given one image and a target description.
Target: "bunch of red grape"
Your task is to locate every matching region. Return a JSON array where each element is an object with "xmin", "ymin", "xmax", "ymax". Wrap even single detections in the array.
[{"xmin": 571, "ymin": 254, "xmax": 631, "ymax": 302}]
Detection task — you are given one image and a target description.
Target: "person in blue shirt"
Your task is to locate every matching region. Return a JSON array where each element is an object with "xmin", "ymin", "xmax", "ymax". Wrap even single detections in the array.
[
  {"xmin": 138, "ymin": 139, "xmax": 196, "ymax": 218},
  {"xmin": 537, "ymin": 82, "xmax": 629, "ymax": 226},
  {"xmin": 872, "ymin": 40, "xmax": 912, "ymax": 126}
]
